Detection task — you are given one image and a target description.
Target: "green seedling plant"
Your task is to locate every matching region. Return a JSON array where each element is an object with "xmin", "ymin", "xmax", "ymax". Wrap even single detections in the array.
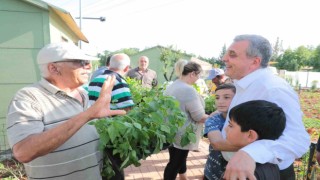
[{"xmin": 90, "ymin": 79, "xmax": 196, "ymax": 179}]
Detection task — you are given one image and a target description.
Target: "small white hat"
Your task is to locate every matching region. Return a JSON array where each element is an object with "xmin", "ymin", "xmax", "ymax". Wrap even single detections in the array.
[
  {"xmin": 206, "ymin": 68, "xmax": 224, "ymax": 80},
  {"xmin": 37, "ymin": 42, "xmax": 98, "ymax": 64}
]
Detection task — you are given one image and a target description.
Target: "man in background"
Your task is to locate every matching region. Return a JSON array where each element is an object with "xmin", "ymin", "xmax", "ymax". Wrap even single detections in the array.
[
  {"xmin": 127, "ymin": 56, "xmax": 158, "ymax": 88},
  {"xmin": 206, "ymin": 68, "xmax": 230, "ymax": 94},
  {"xmin": 89, "ymin": 53, "xmax": 134, "ymax": 111},
  {"xmin": 88, "ymin": 53, "xmax": 134, "ymax": 180}
]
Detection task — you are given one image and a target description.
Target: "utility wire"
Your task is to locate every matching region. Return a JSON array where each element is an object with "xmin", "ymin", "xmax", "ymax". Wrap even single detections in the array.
[{"xmin": 83, "ymin": 0, "xmax": 185, "ymax": 19}]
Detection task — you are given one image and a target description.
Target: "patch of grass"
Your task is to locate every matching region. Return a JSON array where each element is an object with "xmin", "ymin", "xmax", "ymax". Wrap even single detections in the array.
[
  {"xmin": 303, "ymin": 118, "xmax": 320, "ymax": 129},
  {"xmin": 0, "ymin": 159, "xmax": 26, "ymax": 179}
]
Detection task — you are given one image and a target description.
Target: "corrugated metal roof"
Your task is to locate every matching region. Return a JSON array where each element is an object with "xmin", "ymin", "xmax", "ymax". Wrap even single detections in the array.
[{"xmin": 23, "ymin": 0, "xmax": 89, "ymax": 43}]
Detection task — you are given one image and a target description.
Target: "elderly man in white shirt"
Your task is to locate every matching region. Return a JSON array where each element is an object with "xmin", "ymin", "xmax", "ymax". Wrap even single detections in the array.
[{"xmin": 219, "ymin": 34, "xmax": 310, "ymax": 180}]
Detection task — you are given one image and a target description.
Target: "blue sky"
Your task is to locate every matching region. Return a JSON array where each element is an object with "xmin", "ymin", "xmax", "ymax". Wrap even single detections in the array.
[{"xmin": 44, "ymin": 0, "xmax": 320, "ymax": 58}]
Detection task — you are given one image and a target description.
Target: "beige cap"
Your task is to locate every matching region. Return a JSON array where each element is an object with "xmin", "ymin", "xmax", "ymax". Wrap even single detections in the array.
[{"xmin": 37, "ymin": 42, "xmax": 98, "ymax": 64}]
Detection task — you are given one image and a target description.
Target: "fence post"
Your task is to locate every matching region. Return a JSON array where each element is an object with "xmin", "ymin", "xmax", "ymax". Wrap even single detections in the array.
[{"xmin": 306, "ymin": 142, "xmax": 316, "ymax": 180}]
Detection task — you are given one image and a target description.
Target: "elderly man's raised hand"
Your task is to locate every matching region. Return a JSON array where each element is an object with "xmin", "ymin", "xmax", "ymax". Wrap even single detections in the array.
[{"xmin": 88, "ymin": 75, "xmax": 126, "ymax": 119}]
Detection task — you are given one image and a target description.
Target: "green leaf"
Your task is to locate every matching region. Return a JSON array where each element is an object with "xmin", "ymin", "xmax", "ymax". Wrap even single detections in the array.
[
  {"xmin": 150, "ymin": 112, "xmax": 163, "ymax": 123},
  {"xmin": 120, "ymin": 156, "xmax": 130, "ymax": 169},
  {"xmin": 160, "ymin": 125, "xmax": 170, "ymax": 133},
  {"xmin": 188, "ymin": 133, "xmax": 197, "ymax": 143},
  {"xmin": 133, "ymin": 122, "xmax": 142, "ymax": 130},
  {"xmin": 114, "ymin": 121, "xmax": 128, "ymax": 134},
  {"xmin": 181, "ymin": 134, "xmax": 189, "ymax": 147},
  {"xmin": 99, "ymin": 132, "xmax": 109, "ymax": 147},
  {"xmin": 107, "ymin": 125, "xmax": 117, "ymax": 143}
]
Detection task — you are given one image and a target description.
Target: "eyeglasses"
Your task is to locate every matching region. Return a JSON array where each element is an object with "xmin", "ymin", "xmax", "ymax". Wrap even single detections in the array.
[{"xmin": 54, "ymin": 60, "xmax": 90, "ymax": 67}]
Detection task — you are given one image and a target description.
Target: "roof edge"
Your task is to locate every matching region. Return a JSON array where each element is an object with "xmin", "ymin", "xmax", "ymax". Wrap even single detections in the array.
[
  {"xmin": 49, "ymin": 6, "xmax": 89, "ymax": 43},
  {"xmin": 22, "ymin": 0, "xmax": 89, "ymax": 43}
]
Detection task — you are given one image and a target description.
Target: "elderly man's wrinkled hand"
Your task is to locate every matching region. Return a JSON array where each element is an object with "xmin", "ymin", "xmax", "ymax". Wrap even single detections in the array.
[{"xmin": 89, "ymin": 75, "xmax": 126, "ymax": 118}]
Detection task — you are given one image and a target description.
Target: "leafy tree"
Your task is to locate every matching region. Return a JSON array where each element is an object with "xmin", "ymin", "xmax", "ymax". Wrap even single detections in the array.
[
  {"xmin": 217, "ymin": 44, "xmax": 227, "ymax": 61},
  {"xmin": 96, "ymin": 48, "xmax": 139, "ymax": 68},
  {"xmin": 159, "ymin": 46, "xmax": 183, "ymax": 81},
  {"xmin": 271, "ymin": 37, "xmax": 284, "ymax": 61},
  {"xmin": 215, "ymin": 44, "xmax": 226, "ymax": 68},
  {"xmin": 275, "ymin": 49, "xmax": 299, "ymax": 71},
  {"xmin": 197, "ymin": 55, "xmax": 211, "ymax": 64},
  {"xmin": 310, "ymin": 45, "xmax": 320, "ymax": 71},
  {"xmin": 116, "ymin": 48, "xmax": 140, "ymax": 56},
  {"xmin": 275, "ymin": 46, "xmax": 313, "ymax": 71},
  {"xmin": 295, "ymin": 46, "xmax": 313, "ymax": 68},
  {"xmin": 206, "ymin": 57, "xmax": 218, "ymax": 65},
  {"xmin": 97, "ymin": 50, "xmax": 112, "ymax": 67}
]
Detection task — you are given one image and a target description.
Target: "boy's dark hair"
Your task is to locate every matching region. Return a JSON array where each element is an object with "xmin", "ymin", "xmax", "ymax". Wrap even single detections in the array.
[
  {"xmin": 215, "ymin": 83, "xmax": 236, "ymax": 94},
  {"xmin": 229, "ymin": 100, "xmax": 286, "ymax": 140}
]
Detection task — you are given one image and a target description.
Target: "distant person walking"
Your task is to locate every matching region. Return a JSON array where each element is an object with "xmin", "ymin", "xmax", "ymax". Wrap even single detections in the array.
[{"xmin": 127, "ymin": 56, "xmax": 158, "ymax": 88}]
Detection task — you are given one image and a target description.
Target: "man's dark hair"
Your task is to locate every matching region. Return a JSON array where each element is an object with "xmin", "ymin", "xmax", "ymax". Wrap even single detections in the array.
[
  {"xmin": 215, "ymin": 83, "xmax": 236, "ymax": 94},
  {"xmin": 229, "ymin": 100, "xmax": 286, "ymax": 140},
  {"xmin": 106, "ymin": 55, "xmax": 112, "ymax": 66}
]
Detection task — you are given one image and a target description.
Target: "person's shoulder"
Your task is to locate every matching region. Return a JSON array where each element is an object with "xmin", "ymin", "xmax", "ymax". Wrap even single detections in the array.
[
  {"xmin": 148, "ymin": 68, "xmax": 157, "ymax": 73},
  {"xmin": 16, "ymin": 84, "xmax": 38, "ymax": 95},
  {"xmin": 182, "ymin": 84, "xmax": 198, "ymax": 96},
  {"xmin": 262, "ymin": 74, "xmax": 296, "ymax": 94},
  {"xmin": 129, "ymin": 67, "xmax": 139, "ymax": 72},
  {"xmin": 89, "ymin": 74, "xmax": 108, "ymax": 86},
  {"xmin": 207, "ymin": 113, "xmax": 224, "ymax": 121},
  {"xmin": 12, "ymin": 82, "xmax": 45, "ymax": 101},
  {"xmin": 96, "ymin": 66, "xmax": 107, "ymax": 72},
  {"xmin": 150, "ymin": 69, "xmax": 157, "ymax": 77},
  {"xmin": 205, "ymin": 113, "xmax": 225, "ymax": 130},
  {"xmin": 127, "ymin": 67, "xmax": 138, "ymax": 75}
]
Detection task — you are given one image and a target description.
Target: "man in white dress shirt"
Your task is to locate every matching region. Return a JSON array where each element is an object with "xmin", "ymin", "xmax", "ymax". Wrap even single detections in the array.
[{"xmin": 220, "ymin": 34, "xmax": 310, "ymax": 180}]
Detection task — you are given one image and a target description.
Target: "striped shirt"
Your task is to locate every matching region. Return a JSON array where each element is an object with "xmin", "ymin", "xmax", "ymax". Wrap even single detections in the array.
[
  {"xmin": 6, "ymin": 78, "xmax": 102, "ymax": 180},
  {"xmin": 88, "ymin": 70, "xmax": 134, "ymax": 109}
]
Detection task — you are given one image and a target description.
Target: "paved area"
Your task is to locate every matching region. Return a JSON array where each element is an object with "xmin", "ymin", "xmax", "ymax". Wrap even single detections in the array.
[{"xmin": 124, "ymin": 139, "xmax": 209, "ymax": 180}]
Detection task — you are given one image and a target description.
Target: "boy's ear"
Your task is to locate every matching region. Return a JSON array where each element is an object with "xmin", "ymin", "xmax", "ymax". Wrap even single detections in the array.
[{"xmin": 247, "ymin": 130, "xmax": 259, "ymax": 143}]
